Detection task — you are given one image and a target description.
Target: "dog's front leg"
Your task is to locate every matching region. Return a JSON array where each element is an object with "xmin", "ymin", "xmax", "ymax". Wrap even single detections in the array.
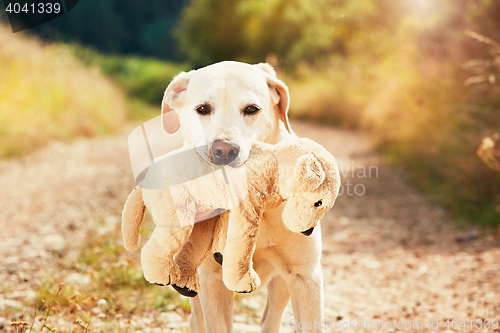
[
  {"xmin": 189, "ymin": 296, "xmax": 207, "ymax": 333},
  {"xmin": 261, "ymin": 274, "xmax": 290, "ymax": 333},
  {"xmin": 276, "ymin": 226, "xmax": 324, "ymax": 332},
  {"xmin": 197, "ymin": 257, "xmax": 234, "ymax": 333},
  {"xmin": 286, "ymin": 262, "xmax": 324, "ymax": 332}
]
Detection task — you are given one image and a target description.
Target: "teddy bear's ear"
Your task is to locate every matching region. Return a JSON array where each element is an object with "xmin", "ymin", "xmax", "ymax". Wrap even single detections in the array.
[
  {"xmin": 161, "ymin": 70, "xmax": 194, "ymax": 134},
  {"xmin": 295, "ymin": 154, "xmax": 326, "ymax": 192}
]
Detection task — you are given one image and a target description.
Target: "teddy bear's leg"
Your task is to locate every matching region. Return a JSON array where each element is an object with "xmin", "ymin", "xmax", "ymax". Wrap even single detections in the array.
[
  {"xmin": 212, "ymin": 211, "xmax": 229, "ymax": 265},
  {"xmin": 173, "ymin": 215, "xmax": 218, "ymax": 297},
  {"xmin": 141, "ymin": 224, "xmax": 193, "ymax": 286},
  {"xmin": 221, "ymin": 204, "xmax": 261, "ymax": 293}
]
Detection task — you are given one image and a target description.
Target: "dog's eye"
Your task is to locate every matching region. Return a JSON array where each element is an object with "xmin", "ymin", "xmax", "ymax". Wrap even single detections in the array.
[
  {"xmin": 243, "ymin": 105, "xmax": 260, "ymax": 115},
  {"xmin": 314, "ymin": 200, "xmax": 322, "ymax": 207},
  {"xmin": 196, "ymin": 104, "xmax": 211, "ymax": 115}
]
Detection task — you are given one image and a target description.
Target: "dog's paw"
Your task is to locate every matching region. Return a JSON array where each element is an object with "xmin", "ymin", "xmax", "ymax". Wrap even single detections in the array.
[
  {"xmin": 223, "ymin": 269, "xmax": 261, "ymax": 293},
  {"xmin": 142, "ymin": 260, "xmax": 180, "ymax": 286}
]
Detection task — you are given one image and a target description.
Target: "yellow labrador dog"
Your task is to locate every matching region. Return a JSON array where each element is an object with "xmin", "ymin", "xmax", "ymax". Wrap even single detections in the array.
[{"xmin": 152, "ymin": 61, "xmax": 324, "ymax": 333}]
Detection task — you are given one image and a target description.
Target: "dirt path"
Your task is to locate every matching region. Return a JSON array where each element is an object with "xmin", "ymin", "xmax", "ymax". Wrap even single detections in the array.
[{"xmin": 0, "ymin": 121, "xmax": 499, "ymax": 332}]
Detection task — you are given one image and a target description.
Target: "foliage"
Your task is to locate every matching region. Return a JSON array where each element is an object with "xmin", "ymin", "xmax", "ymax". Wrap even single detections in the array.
[
  {"xmin": 286, "ymin": 0, "xmax": 500, "ymax": 226},
  {"xmin": 178, "ymin": 0, "xmax": 399, "ymax": 67},
  {"xmin": 0, "ymin": 24, "xmax": 126, "ymax": 158},
  {"xmin": 68, "ymin": 45, "xmax": 189, "ymax": 108},
  {"xmin": 26, "ymin": 0, "xmax": 188, "ymax": 61}
]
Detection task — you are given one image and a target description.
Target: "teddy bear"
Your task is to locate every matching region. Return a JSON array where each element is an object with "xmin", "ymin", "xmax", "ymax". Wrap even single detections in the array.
[
  {"xmin": 121, "ymin": 138, "xmax": 340, "ymax": 296},
  {"xmin": 209, "ymin": 137, "xmax": 341, "ymax": 293}
]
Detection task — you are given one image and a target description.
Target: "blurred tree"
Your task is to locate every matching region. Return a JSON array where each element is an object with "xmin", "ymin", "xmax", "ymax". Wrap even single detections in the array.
[
  {"xmin": 365, "ymin": 0, "xmax": 500, "ymax": 225},
  {"xmin": 176, "ymin": 0, "xmax": 247, "ymax": 67},
  {"xmin": 177, "ymin": 0, "xmax": 398, "ymax": 68},
  {"xmin": 29, "ymin": 0, "xmax": 187, "ymax": 60}
]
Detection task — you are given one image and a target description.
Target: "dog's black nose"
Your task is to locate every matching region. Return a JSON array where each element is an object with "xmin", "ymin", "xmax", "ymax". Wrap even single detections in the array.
[
  {"xmin": 301, "ymin": 227, "xmax": 314, "ymax": 236},
  {"xmin": 211, "ymin": 140, "xmax": 240, "ymax": 165}
]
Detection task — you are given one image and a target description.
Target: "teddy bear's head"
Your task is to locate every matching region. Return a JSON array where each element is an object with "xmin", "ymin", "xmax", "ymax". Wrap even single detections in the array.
[{"xmin": 274, "ymin": 139, "xmax": 340, "ymax": 235}]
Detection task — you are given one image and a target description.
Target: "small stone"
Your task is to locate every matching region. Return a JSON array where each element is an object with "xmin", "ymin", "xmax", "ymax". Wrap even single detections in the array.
[{"xmin": 44, "ymin": 234, "xmax": 66, "ymax": 252}]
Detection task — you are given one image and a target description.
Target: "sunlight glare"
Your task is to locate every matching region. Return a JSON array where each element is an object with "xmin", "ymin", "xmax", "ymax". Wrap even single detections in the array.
[{"xmin": 409, "ymin": 0, "xmax": 436, "ymax": 12}]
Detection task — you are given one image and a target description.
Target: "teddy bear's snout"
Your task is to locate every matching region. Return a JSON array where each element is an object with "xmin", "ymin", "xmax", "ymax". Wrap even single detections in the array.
[
  {"xmin": 301, "ymin": 227, "xmax": 315, "ymax": 236},
  {"xmin": 211, "ymin": 139, "xmax": 240, "ymax": 165}
]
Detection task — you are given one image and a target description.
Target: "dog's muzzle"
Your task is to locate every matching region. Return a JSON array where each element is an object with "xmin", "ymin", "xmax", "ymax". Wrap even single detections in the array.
[
  {"xmin": 211, "ymin": 140, "xmax": 240, "ymax": 165},
  {"xmin": 301, "ymin": 227, "xmax": 315, "ymax": 236}
]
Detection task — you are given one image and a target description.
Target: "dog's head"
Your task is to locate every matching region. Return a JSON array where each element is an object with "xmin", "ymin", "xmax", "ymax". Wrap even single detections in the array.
[{"xmin": 161, "ymin": 61, "xmax": 291, "ymax": 167}]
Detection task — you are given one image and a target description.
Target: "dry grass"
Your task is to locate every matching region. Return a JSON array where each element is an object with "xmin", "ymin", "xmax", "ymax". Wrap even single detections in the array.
[
  {"xmin": 7, "ymin": 222, "xmax": 191, "ymax": 333},
  {"xmin": 285, "ymin": 59, "xmax": 372, "ymax": 129},
  {"xmin": 0, "ymin": 24, "xmax": 127, "ymax": 158}
]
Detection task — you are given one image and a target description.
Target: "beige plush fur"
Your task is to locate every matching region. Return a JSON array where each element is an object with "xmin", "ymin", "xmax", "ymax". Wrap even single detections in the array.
[
  {"xmin": 122, "ymin": 145, "xmax": 246, "ymax": 292},
  {"xmin": 212, "ymin": 138, "xmax": 340, "ymax": 293},
  {"xmin": 122, "ymin": 138, "xmax": 340, "ymax": 295}
]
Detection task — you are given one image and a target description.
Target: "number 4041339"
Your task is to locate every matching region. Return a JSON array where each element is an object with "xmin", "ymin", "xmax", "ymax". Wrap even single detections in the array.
[
  {"xmin": 443, "ymin": 319, "xmax": 499, "ymax": 330},
  {"xmin": 5, "ymin": 2, "xmax": 61, "ymax": 14}
]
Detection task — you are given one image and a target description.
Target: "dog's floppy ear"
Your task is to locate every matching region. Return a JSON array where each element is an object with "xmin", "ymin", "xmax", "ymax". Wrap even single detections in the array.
[
  {"xmin": 256, "ymin": 63, "xmax": 291, "ymax": 134},
  {"xmin": 161, "ymin": 71, "xmax": 194, "ymax": 134}
]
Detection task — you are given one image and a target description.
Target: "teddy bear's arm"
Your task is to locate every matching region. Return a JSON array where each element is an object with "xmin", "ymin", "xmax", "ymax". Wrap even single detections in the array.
[
  {"xmin": 212, "ymin": 211, "xmax": 228, "ymax": 257},
  {"xmin": 221, "ymin": 200, "xmax": 262, "ymax": 293},
  {"xmin": 174, "ymin": 215, "xmax": 219, "ymax": 293}
]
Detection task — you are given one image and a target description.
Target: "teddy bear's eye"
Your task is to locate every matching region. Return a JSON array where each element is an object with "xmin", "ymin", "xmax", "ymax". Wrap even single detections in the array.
[{"xmin": 314, "ymin": 200, "xmax": 322, "ymax": 207}]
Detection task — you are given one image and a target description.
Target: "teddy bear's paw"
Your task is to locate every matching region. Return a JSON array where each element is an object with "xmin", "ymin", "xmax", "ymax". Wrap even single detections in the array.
[
  {"xmin": 223, "ymin": 269, "xmax": 261, "ymax": 293},
  {"xmin": 175, "ymin": 269, "xmax": 199, "ymax": 293},
  {"xmin": 172, "ymin": 284, "xmax": 198, "ymax": 298},
  {"xmin": 142, "ymin": 260, "xmax": 180, "ymax": 286}
]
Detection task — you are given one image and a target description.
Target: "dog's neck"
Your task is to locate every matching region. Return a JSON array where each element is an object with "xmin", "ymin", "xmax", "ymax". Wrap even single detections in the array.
[{"xmin": 264, "ymin": 121, "xmax": 297, "ymax": 144}]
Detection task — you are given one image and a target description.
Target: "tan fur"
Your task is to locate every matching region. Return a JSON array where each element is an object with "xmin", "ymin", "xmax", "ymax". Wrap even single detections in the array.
[
  {"xmin": 122, "ymin": 144, "xmax": 246, "ymax": 291},
  {"xmin": 121, "ymin": 186, "xmax": 146, "ymax": 251},
  {"xmin": 121, "ymin": 139, "xmax": 340, "ymax": 296},
  {"xmin": 214, "ymin": 139, "xmax": 340, "ymax": 293}
]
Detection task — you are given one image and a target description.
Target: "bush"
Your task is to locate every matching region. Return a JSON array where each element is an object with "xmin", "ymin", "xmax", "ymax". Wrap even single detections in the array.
[{"xmin": 69, "ymin": 45, "xmax": 189, "ymax": 107}]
